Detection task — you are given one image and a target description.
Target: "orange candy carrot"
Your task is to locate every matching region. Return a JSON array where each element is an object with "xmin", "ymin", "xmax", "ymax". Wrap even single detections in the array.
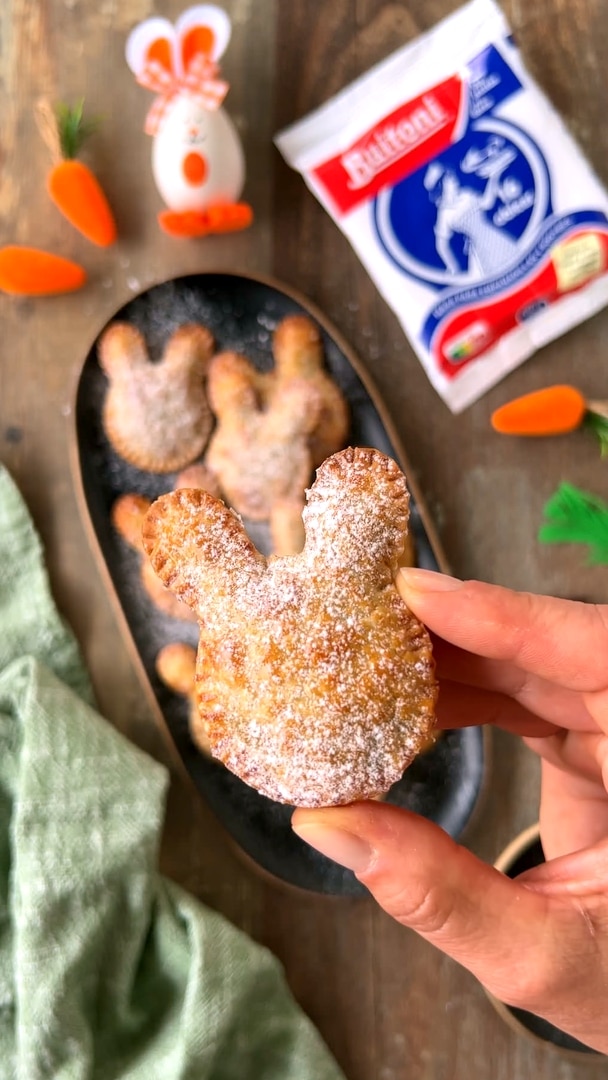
[
  {"xmin": 491, "ymin": 383, "xmax": 608, "ymax": 455},
  {"xmin": 491, "ymin": 385, "xmax": 587, "ymax": 436},
  {"xmin": 0, "ymin": 246, "xmax": 86, "ymax": 295},
  {"xmin": 36, "ymin": 99, "xmax": 117, "ymax": 247},
  {"xmin": 158, "ymin": 203, "xmax": 253, "ymax": 239}
]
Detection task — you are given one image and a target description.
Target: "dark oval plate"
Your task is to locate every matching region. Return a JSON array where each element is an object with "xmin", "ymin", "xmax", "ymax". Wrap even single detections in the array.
[{"xmin": 71, "ymin": 271, "xmax": 488, "ymax": 896}]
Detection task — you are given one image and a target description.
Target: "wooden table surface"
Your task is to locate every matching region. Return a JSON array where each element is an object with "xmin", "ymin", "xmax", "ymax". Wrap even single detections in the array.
[{"xmin": 3, "ymin": 1, "xmax": 608, "ymax": 1077}]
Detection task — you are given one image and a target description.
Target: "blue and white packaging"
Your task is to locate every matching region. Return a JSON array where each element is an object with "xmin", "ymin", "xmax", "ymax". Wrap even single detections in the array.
[{"xmin": 276, "ymin": 0, "xmax": 608, "ymax": 412}]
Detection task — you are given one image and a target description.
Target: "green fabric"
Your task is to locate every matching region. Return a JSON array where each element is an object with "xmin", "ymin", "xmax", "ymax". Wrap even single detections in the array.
[{"xmin": 0, "ymin": 465, "xmax": 344, "ymax": 1080}]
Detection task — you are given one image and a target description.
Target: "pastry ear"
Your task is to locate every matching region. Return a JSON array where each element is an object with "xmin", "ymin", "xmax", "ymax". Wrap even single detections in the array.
[
  {"xmin": 155, "ymin": 642, "xmax": 197, "ymax": 696},
  {"xmin": 98, "ymin": 323, "xmax": 149, "ymax": 379},
  {"xmin": 125, "ymin": 17, "xmax": 177, "ymax": 79},
  {"xmin": 268, "ymin": 380, "xmax": 322, "ymax": 440},
  {"xmin": 162, "ymin": 324, "xmax": 215, "ymax": 379},
  {"xmin": 174, "ymin": 462, "xmax": 222, "ymax": 499},
  {"xmin": 206, "ymin": 352, "xmax": 260, "ymax": 421},
  {"xmin": 111, "ymin": 493, "xmax": 151, "ymax": 551},
  {"xmin": 142, "ymin": 489, "xmax": 265, "ymax": 617},
  {"xmin": 272, "ymin": 315, "xmax": 324, "ymax": 378},
  {"xmin": 176, "ymin": 4, "xmax": 232, "ymax": 70},
  {"xmin": 302, "ymin": 447, "xmax": 410, "ymax": 575}
]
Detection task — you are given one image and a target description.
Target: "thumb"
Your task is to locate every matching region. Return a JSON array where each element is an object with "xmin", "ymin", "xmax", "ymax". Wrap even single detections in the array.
[{"xmin": 292, "ymin": 802, "xmax": 550, "ymax": 1007}]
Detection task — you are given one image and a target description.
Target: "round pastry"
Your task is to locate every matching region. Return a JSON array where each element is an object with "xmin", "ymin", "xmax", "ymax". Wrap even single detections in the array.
[{"xmin": 142, "ymin": 447, "xmax": 437, "ymax": 807}]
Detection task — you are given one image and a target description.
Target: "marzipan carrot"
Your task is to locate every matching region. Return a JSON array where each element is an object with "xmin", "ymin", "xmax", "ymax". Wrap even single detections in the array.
[
  {"xmin": 0, "ymin": 246, "xmax": 86, "ymax": 295},
  {"xmin": 36, "ymin": 99, "xmax": 117, "ymax": 247},
  {"xmin": 491, "ymin": 383, "xmax": 608, "ymax": 455},
  {"xmin": 491, "ymin": 385, "xmax": 587, "ymax": 436}
]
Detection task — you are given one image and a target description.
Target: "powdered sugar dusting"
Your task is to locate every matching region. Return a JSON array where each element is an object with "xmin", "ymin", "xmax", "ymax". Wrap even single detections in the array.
[
  {"xmin": 205, "ymin": 352, "xmax": 321, "ymax": 520},
  {"xmin": 100, "ymin": 323, "xmax": 214, "ymax": 473},
  {"xmin": 145, "ymin": 448, "xmax": 437, "ymax": 808}
]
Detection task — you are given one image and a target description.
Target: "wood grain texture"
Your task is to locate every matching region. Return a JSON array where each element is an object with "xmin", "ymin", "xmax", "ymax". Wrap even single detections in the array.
[{"xmin": 2, "ymin": 1, "xmax": 608, "ymax": 1077}]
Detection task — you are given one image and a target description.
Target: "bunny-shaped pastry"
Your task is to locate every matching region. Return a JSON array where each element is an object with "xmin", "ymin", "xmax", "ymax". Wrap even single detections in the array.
[
  {"xmin": 155, "ymin": 643, "xmax": 213, "ymax": 756},
  {"xmin": 203, "ymin": 349, "xmax": 322, "ymax": 552},
  {"xmin": 111, "ymin": 458, "xmax": 222, "ymax": 618},
  {"xmin": 126, "ymin": 5, "xmax": 252, "ymax": 238},
  {"xmin": 271, "ymin": 315, "xmax": 350, "ymax": 467},
  {"xmin": 112, "ymin": 493, "xmax": 196, "ymax": 620},
  {"xmin": 111, "ymin": 464, "xmax": 221, "ymax": 618},
  {"xmin": 99, "ymin": 321, "xmax": 215, "ymax": 472},
  {"xmin": 142, "ymin": 447, "xmax": 437, "ymax": 807}
]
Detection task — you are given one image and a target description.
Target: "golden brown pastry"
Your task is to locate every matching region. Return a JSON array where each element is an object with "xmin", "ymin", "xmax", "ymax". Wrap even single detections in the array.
[
  {"xmin": 204, "ymin": 349, "xmax": 321, "ymax": 522},
  {"xmin": 142, "ymin": 446, "xmax": 437, "ymax": 807},
  {"xmin": 398, "ymin": 530, "xmax": 417, "ymax": 568},
  {"xmin": 155, "ymin": 643, "xmax": 212, "ymax": 756},
  {"xmin": 269, "ymin": 497, "xmax": 306, "ymax": 557},
  {"xmin": 271, "ymin": 314, "xmax": 349, "ymax": 466},
  {"xmin": 111, "ymin": 493, "xmax": 196, "ymax": 621},
  {"xmin": 174, "ymin": 461, "xmax": 222, "ymax": 497},
  {"xmin": 99, "ymin": 322, "xmax": 215, "ymax": 473},
  {"xmin": 112, "ymin": 465, "xmax": 222, "ymax": 619}
]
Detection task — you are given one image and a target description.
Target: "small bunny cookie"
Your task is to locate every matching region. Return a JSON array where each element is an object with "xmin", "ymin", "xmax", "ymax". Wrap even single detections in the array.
[
  {"xmin": 155, "ymin": 642, "xmax": 212, "ymax": 756},
  {"xmin": 142, "ymin": 447, "xmax": 437, "ymax": 807},
  {"xmin": 112, "ymin": 493, "xmax": 196, "ymax": 621},
  {"xmin": 99, "ymin": 322, "xmax": 214, "ymax": 473},
  {"xmin": 204, "ymin": 349, "xmax": 321, "ymax": 524},
  {"xmin": 271, "ymin": 315, "xmax": 349, "ymax": 467}
]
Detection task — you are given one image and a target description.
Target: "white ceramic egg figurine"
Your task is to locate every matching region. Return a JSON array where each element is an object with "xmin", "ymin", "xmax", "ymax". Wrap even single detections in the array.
[
  {"xmin": 126, "ymin": 4, "xmax": 252, "ymax": 237},
  {"xmin": 152, "ymin": 93, "xmax": 245, "ymax": 212}
]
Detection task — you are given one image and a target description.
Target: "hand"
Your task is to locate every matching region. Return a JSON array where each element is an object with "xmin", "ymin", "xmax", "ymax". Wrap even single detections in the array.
[{"xmin": 292, "ymin": 570, "xmax": 608, "ymax": 1054}]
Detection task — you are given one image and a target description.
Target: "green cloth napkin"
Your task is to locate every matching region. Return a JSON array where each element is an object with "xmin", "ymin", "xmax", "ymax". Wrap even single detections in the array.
[{"xmin": 0, "ymin": 465, "xmax": 344, "ymax": 1080}]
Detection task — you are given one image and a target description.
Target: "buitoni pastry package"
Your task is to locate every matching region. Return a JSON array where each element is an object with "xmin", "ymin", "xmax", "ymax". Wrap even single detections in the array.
[{"xmin": 276, "ymin": 0, "xmax": 608, "ymax": 413}]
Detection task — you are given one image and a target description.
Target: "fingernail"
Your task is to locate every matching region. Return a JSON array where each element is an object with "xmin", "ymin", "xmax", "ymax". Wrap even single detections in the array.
[
  {"xmin": 292, "ymin": 823, "xmax": 373, "ymax": 873},
  {"xmin": 399, "ymin": 568, "xmax": 463, "ymax": 592}
]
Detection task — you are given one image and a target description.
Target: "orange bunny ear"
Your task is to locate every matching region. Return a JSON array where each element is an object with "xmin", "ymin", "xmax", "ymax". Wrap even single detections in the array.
[
  {"xmin": 146, "ymin": 36, "xmax": 174, "ymax": 74},
  {"xmin": 175, "ymin": 4, "xmax": 231, "ymax": 71},
  {"xmin": 125, "ymin": 17, "xmax": 177, "ymax": 79},
  {"xmin": 182, "ymin": 26, "xmax": 215, "ymax": 69}
]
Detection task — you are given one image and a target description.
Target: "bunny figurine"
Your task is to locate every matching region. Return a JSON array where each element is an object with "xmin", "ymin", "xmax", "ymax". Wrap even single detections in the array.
[{"xmin": 126, "ymin": 4, "xmax": 252, "ymax": 238}]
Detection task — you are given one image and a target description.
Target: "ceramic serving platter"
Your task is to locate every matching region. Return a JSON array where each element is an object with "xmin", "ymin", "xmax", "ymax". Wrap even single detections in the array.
[{"xmin": 72, "ymin": 271, "xmax": 488, "ymax": 895}]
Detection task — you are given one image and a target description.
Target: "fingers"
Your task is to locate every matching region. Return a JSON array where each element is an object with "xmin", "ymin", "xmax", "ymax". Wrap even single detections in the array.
[
  {"xmin": 436, "ymin": 679, "xmax": 559, "ymax": 736},
  {"xmin": 293, "ymin": 803, "xmax": 608, "ymax": 1053},
  {"xmin": 585, "ymin": 685, "xmax": 608, "ymax": 738},
  {"xmin": 292, "ymin": 802, "xmax": 549, "ymax": 1006},
  {"xmin": 432, "ymin": 637, "xmax": 594, "ymax": 732},
  {"xmin": 398, "ymin": 569, "xmax": 608, "ymax": 693},
  {"xmin": 524, "ymin": 731, "xmax": 608, "ymax": 783},
  {"xmin": 519, "ymin": 830, "xmax": 608, "ymax": 893},
  {"xmin": 532, "ymin": 756, "xmax": 608, "ymax": 858}
]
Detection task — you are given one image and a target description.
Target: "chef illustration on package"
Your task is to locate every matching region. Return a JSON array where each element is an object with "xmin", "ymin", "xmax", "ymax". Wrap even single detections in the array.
[
  {"xmin": 423, "ymin": 144, "xmax": 522, "ymax": 280},
  {"xmin": 277, "ymin": 0, "xmax": 608, "ymax": 412}
]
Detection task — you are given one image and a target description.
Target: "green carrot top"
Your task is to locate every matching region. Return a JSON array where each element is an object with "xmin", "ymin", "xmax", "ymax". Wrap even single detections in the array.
[
  {"xmin": 54, "ymin": 100, "xmax": 98, "ymax": 160},
  {"xmin": 539, "ymin": 482, "xmax": 608, "ymax": 564}
]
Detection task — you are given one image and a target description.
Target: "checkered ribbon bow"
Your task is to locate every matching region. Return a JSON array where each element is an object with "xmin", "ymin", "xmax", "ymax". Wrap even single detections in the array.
[{"xmin": 137, "ymin": 55, "xmax": 229, "ymax": 135}]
